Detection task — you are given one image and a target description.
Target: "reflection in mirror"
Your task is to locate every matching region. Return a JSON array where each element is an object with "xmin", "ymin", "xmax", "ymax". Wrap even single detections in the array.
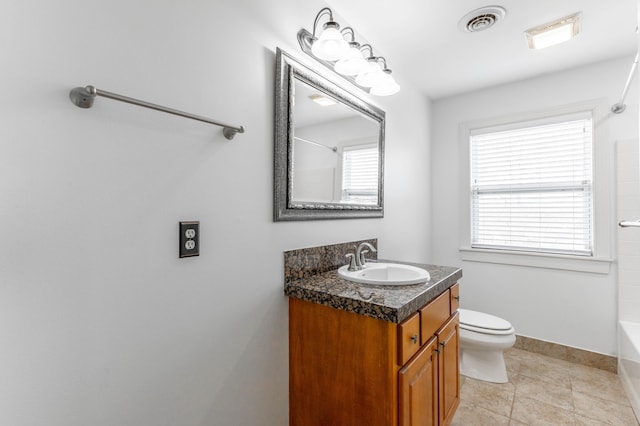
[
  {"xmin": 292, "ymin": 79, "xmax": 380, "ymax": 205},
  {"xmin": 274, "ymin": 48, "xmax": 385, "ymax": 221}
]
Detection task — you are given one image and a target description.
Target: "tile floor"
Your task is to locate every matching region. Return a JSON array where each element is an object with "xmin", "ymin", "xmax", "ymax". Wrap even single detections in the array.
[{"xmin": 451, "ymin": 348, "xmax": 639, "ymax": 426}]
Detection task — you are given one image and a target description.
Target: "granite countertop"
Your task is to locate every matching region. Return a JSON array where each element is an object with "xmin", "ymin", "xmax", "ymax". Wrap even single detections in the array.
[{"xmin": 284, "ymin": 260, "xmax": 462, "ymax": 324}]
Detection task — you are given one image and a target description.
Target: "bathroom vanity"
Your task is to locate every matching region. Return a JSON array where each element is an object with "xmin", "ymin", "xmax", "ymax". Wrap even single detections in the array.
[{"xmin": 284, "ymin": 241, "xmax": 462, "ymax": 426}]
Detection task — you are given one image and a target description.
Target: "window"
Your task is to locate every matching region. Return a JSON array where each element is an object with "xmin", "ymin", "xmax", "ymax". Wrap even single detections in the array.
[
  {"xmin": 470, "ymin": 112, "xmax": 593, "ymax": 256},
  {"xmin": 341, "ymin": 145, "xmax": 379, "ymax": 204}
]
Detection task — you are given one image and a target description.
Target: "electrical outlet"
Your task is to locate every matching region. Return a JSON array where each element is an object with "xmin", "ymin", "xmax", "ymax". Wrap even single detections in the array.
[{"xmin": 179, "ymin": 221, "xmax": 200, "ymax": 258}]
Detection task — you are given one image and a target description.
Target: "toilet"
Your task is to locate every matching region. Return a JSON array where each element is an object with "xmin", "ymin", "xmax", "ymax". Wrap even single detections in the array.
[{"xmin": 458, "ymin": 308, "xmax": 516, "ymax": 383}]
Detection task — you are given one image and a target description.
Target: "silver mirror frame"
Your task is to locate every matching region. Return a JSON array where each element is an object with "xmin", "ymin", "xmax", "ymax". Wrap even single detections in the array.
[{"xmin": 274, "ymin": 48, "xmax": 385, "ymax": 221}]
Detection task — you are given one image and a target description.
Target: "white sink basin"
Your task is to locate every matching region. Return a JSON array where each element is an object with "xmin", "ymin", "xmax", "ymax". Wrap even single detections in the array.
[{"xmin": 337, "ymin": 262, "xmax": 430, "ymax": 286}]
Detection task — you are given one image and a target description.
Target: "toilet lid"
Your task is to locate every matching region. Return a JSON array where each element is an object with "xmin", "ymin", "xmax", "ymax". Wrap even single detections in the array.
[{"xmin": 459, "ymin": 309, "xmax": 514, "ymax": 333}]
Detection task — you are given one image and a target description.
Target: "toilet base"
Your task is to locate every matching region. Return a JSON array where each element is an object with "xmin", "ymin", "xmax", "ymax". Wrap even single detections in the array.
[{"xmin": 460, "ymin": 348, "xmax": 509, "ymax": 383}]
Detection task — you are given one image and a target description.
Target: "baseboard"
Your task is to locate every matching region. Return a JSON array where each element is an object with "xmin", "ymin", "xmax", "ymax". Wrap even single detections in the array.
[{"xmin": 514, "ymin": 335, "xmax": 617, "ymax": 373}]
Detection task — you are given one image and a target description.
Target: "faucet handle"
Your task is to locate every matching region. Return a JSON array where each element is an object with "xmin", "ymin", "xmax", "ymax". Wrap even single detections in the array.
[{"xmin": 345, "ymin": 253, "xmax": 358, "ymax": 271}]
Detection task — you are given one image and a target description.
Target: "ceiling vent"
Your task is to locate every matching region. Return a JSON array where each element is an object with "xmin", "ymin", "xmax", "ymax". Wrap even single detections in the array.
[{"xmin": 459, "ymin": 6, "xmax": 507, "ymax": 33}]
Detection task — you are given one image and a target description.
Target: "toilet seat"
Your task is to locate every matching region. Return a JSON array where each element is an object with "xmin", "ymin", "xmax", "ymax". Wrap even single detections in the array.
[{"xmin": 459, "ymin": 309, "xmax": 515, "ymax": 336}]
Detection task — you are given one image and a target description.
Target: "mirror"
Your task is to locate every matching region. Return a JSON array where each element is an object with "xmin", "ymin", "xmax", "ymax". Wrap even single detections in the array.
[{"xmin": 274, "ymin": 48, "xmax": 386, "ymax": 221}]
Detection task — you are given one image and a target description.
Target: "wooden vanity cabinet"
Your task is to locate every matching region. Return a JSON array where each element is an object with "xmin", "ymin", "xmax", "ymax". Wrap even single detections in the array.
[
  {"xmin": 289, "ymin": 283, "xmax": 460, "ymax": 426},
  {"xmin": 399, "ymin": 312, "xmax": 460, "ymax": 426}
]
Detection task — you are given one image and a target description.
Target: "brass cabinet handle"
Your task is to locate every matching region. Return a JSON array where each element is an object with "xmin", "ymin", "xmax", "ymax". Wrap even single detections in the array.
[{"xmin": 453, "ymin": 296, "xmax": 460, "ymax": 301}]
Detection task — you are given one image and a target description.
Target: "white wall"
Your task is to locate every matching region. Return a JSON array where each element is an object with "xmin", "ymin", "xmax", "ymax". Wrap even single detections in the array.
[
  {"xmin": 0, "ymin": 1, "xmax": 432, "ymax": 425},
  {"xmin": 432, "ymin": 56, "xmax": 639, "ymax": 356}
]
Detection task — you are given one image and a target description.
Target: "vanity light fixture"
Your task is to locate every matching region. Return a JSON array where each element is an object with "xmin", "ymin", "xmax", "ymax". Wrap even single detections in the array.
[
  {"xmin": 297, "ymin": 7, "xmax": 400, "ymax": 96},
  {"xmin": 524, "ymin": 12, "xmax": 581, "ymax": 50}
]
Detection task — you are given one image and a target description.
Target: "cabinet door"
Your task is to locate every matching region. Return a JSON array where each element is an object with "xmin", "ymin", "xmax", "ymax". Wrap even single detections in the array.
[
  {"xmin": 437, "ymin": 312, "xmax": 460, "ymax": 426},
  {"xmin": 398, "ymin": 336, "xmax": 438, "ymax": 426}
]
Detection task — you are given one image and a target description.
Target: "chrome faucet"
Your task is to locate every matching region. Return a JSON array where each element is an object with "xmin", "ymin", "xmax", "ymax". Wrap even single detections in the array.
[{"xmin": 355, "ymin": 242, "xmax": 377, "ymax": 270}]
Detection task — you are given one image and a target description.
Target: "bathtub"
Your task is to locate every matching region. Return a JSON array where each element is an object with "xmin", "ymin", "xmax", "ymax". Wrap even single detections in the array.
[{"xmin": 620, "ymin": 321, "xmax": 640, "ymax": 421}]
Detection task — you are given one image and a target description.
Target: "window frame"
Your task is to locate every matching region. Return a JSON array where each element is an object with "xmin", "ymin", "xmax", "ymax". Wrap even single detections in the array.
[{"xmin": 458, "ymin": 100, "xmax": 613, "ymax": 274}]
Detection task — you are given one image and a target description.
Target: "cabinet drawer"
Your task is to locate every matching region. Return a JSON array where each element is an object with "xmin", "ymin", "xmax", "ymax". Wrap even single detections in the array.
[
  {"xmin": 450, "ymin": 283, "xmax": 460, "ymax": 312},
  {"xmin": 420, "ymin": 290, "xmax": 450, "ymax": 345},
  {"xmin": 398, "ymin": 312, "xmax": 421, "ymax": 366}
]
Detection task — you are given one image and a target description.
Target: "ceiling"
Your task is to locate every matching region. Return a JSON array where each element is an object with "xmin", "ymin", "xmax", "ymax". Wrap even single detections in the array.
[{"xmin": 324, "ymin": 0, "xmax": 637, "ymax": 99}]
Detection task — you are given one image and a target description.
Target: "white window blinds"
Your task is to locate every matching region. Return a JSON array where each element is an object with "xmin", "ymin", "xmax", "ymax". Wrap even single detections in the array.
[
  {"xmin": 470, "ymin": 113, "xmax": 593, "ymax": 256},
  {"xmin": 342, "ymin": 145, "xmax": 379, "ymax": 204}
]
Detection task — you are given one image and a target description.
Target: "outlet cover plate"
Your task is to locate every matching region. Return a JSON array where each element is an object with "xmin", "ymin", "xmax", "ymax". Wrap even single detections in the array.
[{"xmin": 179, "ymin": 221, "xmax": 200, "ymax": 258}]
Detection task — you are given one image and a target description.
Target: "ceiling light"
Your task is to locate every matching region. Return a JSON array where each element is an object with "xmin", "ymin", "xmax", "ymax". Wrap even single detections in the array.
[
  {"xmin": 524, "ymin": 12, "xmax": 581, "ymax": 50},
  {"xmin": 309, "ymin": 94, "xmax": 337, "ymax": 106}
]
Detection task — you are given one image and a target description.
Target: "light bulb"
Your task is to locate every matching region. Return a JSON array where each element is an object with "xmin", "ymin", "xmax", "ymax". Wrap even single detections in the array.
[
  {"xmin": 334, "ymin": 43, "xmax": 367, "ymax": 76},
  {"xmin": 370, "ymin": 71, "xmax": 400, "ymax": 96},
  {"xmin": 355, "ymin": 60, "xmax": 384, "ymax": 87},
  {"xmin": 311, "ymin": 22, "xmax": 349, "ymax": 61}
]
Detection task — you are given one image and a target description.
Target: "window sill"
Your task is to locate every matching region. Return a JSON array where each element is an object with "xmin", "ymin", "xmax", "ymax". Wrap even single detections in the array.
[{"xmin": 459, "ymin": 247, "xmax": 612, "ymax": 274}]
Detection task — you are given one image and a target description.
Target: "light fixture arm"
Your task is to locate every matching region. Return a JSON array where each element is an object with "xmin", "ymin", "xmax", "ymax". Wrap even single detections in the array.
[
  {"xmin": 372, "ymin": 56, "xmax": 389, "ymax": 70},
  {"xmin": 360, "ymin": 44, "xmax": 374, "ymax": 58},
  {"xmin": 341, "ymin": 27, "xmax": 356, "ymax": 42},
  {"xmin": 312, "ymin": 7, "xmax": 335, "ymax": 37}
]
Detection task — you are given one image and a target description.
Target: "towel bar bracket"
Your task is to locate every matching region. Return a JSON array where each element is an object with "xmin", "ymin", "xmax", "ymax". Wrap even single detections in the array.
[{"xmin": 69, "ymin": 85, "xmax": 244, "ymax": 140}]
